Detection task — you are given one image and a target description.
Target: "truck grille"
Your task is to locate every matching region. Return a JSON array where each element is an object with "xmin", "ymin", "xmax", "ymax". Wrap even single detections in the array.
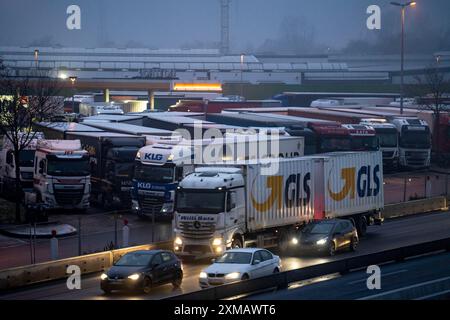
[
  {"xmin": 184, "ymin": 244, "xmax": 211, "ymax": 253},
  {"xmin": 179, "ymin": 221, "xmax": 215, "ymax": 239},
  {"xmin": 54, "ymin": 186, "xmax": 84, "ymax": 206},
  {"xmin": 139, "ymin": 197, "xmax": 163, "ymax": 215},
  {"xmin": 405, "ymin": 151, "xmax": 429, "ymax": 167}
]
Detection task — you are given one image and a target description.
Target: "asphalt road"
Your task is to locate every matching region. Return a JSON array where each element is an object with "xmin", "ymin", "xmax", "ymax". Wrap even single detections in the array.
[
  {"xmin": 1, "ymin": 210, "xmax": 450, "ymax": 300},
  {"xmin": 249, "ymin": 252, "xmax": 450, "ymax": 300}
]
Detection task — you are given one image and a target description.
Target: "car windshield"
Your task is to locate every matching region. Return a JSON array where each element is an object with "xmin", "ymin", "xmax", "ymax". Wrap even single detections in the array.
[
  {"xmin": 302, "ymin": 223, "xmax": 334, "ymax": 235},
  {"xmin": 19, "ymin": 150, "xmax": 35, "ymax": 167},
  {"xmin": 115, "ymin": 252, "xmax": 154, "ymax": 267},
  {"xmin": 47, "ymin": 158, "xmax": 90, "ymax": 176},
  {"xmin": 351, "ymin": 136, "xmax": 379, "ymax": 151},
  {"xmin": 320, "ymin": 137, "xmax": 351, "ymax": 153},
  {"xmin": 134, "ymin": 162, "xmax": 174, "ymax": 183},
  {"xmin": 176, "ymin": 190, "xmax": 225, "ymax": 214},
  {"xmin": 376, "ymin": 132, "xmax": 398, "ymax": 148},
  {"xmin": 215, "ymin": 252, "xmax": 252, "ymax": 264}
]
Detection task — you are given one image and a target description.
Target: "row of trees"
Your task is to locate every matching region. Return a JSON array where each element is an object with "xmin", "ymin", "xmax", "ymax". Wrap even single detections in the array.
[{"xmin": 0, "ymin": 61, "xmax": 63, "ymax": 222}]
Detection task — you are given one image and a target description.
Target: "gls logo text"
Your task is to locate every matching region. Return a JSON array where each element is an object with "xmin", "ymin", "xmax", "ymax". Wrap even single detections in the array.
[
  {"xmin": 328, "ymin": 165, "xmax": 381, "ymax": 202},
  {"xmin": 367, "ymin": 5, "xmax": 381, "ymax": 30},
  {"xmin": 251, "ymin": 173, "xmax": 311, "ymax": 212},
  {"xmin": 66, "ymin": 5, "xmax": 81, "ymax": 30}
]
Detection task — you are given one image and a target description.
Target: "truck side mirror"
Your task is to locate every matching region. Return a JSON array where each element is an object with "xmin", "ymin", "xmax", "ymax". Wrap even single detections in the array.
[{"xmin": 230, "ymin": 193, "xmax": 237, "ymax": 210}]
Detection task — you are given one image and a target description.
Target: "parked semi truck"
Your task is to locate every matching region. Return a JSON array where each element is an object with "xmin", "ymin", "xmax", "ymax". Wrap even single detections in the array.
[
  {"xmin": 0, "ymin": 133, "xmax": 44, "ymax": 195},
  {"xmin": 65, "ymin": 132, "xmax": 146, "ymax": 208},
  {"xmin": 24, "ymin": 140, "xmax": 91, "ymax": 211},
  {"xmin": 79, "ymin": 102, "xmax": 124, "ymax": 117},
  {"xmin": 33, "ymin": 122, "xmax": 104, "ymax": 139},
  {"xmin": 173, "ymin": 151, "xmax": 384, "ymax": 258},
  {"xmin": 330, "ymin": 108, "xmax": 431, "ymax": 169},
  {"xmin": 132, "ymin": 135, "xmax": 305, "ymax": 219}
]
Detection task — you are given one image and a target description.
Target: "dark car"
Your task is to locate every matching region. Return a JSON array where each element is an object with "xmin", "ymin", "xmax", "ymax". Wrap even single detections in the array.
[
  {"xmin": 100, "ymin": 250, "xmax": 183, "ymax": 294},
  {"xmin": 291, "ymin": 219, "xmax": 359, "ymax": 256}
]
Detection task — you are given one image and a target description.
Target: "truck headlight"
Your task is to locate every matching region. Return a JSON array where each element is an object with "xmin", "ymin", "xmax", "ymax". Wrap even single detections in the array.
[
  {"xmin": 100, "ymin": 273, "xmax": 108, "ymax": 280},
  {"xmin": 316, "ymin": 238, "xmax": 328, "ymax": 246},
  {"xmin": 212, "ymin": 238, "xmax": 223, "ymax": 246},
  {"xmin": 174, "ymin": 237, "xmax": 183, "ymax": 245},
  {"xmin": 128, "ymin": 273, "xmax": 140, "ymax": 281},
  {"xmin": 225, "ymin": 272, "xmax": 240, "ymax": 280},
  {"xmin": 199, "ymin": 271, "xmax": 207, "ymax": 279},
  {"xmin": 161, "ymin": 202, "xmax": 174, "ymax": 213},
  {"xmin": 132, "ymin": 200, "xmax": 140, "ymax": 211}
]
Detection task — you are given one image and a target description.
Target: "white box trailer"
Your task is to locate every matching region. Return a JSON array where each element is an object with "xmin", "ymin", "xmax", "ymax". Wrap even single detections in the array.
[{"xmin": 173, "ymin": 151, "xmax": 384, "ymax": 257}]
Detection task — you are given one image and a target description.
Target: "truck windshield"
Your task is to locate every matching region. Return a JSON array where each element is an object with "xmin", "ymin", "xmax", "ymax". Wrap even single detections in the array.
[
  {"xmin": 47, "ymin": 158, "xmax": 90, "ymax": 176},
  {"xmin": 19, "ymin": 150, "xmax": 35, "ymax": 167},
  {"xmin": 176, "ymin": 190, "xmax": 225, "ymax": 214},
  {"xmin": 134, "ymin": 162, "xmax": 174, "ymax": 183},
  {"xmin": 107, "ymin": 147, "xmax": 139, "ymax": 163},
  {"xmin": 400, "ymin": 131, "xmax": 431, "ymax": 149},
  {"xmin": 376, "ymin": 132, "xmax": 398, "ymax": 148},
  {"xmin": 320, "ymin": 137, "xmax": 351, "ymax": 153},
  {"xmin": 351, "ymin": 136, "xmax": 379, "ymax": 151}
]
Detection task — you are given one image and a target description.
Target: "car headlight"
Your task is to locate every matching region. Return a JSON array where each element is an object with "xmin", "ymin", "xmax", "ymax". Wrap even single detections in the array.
[
  {"xmin": 291, "ymin": 237, "xmax": 299, "ymax": 245},
  {"xmin": 100, "ymin": 273, "xmax": 108, "ymax": 280},
  {"xmin": 212, "ymin": 238, "xmax": 223, "ymax": 246},
  {"xmin": 161, "ymin": 202, "xmax": 174, "ymax": 213},
  {"xmin": 128, "ymin": 273, "xmax": 140, "ymax": 281},
  {"xmin": 316, "ymin": 238, "xmax": 328, "ymax": 246},
  {"xmin": 199, "ymin": 271, "xmax": 208, "ymax": 279},
  {"xmin": 132, "ymin": 200, "xmax": 140, "ymax": 211},
  {"xmin": 175, "ymin": 237, "xmax": 183, "ymax": 245},
  {"xmin": 225, "ymin": 272, "xmax": 241, "ymax": 280}
]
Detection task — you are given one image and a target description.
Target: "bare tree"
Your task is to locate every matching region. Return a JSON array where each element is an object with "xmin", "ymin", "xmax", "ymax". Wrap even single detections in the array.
[
  {"xmin": 0, "ymin": 67, "xmax": 63, "ymax": 222},
  {"xmin": 413, "ymin": 64, "xmax": 450, "ymax": 164}
]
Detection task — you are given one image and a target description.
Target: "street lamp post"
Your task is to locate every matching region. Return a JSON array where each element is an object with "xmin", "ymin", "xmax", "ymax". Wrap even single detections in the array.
[
  {"xmin": 391, "ymin": 1, "xmax": 417, "ymax": 115},
  {"xmin": 69, "ymin": 76, "xmax": 77, "ymax": 113},
  {"xmin": 34, "ymin": 49, "xmax": 39, "ymax": 69},
  {"xmin": 240, "ymin": 53, "xmax": 245, "ymax": 99}
]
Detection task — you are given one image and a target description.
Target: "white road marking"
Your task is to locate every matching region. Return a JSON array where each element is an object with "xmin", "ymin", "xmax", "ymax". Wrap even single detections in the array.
[
  {"xmin": 358, "ymin": 276, "xmax": 450, "ymax": 300},
  {"xmin": 347, "ymin": 269, "xmax": 408, "ymax": 285},
  {"xmin": 414, "ymin": 289, "xmax": 450, "ymax": 300}
]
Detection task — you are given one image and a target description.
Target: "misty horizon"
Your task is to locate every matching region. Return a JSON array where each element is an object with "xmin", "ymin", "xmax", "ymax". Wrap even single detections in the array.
[{"xmin": 0, "ymin": 0, "xmax": 449, "ymax": 55}]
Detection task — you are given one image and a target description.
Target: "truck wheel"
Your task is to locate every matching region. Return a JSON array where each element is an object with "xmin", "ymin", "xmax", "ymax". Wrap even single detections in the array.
[
  {"xmin": 231, "ymin": 238, "xmax": 243, "ymax": 249},
  {"xmin": 356, "ymin": 217, "xmax": 367, "ymax": 237}
]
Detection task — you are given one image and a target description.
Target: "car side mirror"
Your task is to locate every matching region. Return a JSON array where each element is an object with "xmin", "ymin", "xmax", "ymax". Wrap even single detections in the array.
[
  {"xmin": 152, "ymin": 263, "xmax": 160, "ymax": 268},
  {"xmin": 253, "ymin": 260, "xmax": 260, "ymax": 265}
]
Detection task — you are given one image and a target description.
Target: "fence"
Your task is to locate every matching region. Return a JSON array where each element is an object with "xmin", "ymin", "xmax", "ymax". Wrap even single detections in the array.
[
  {"xmin": 0, "ymin": 209, "xmax": 174, "ymax": 270},
  {"xmin": 384, "ymin": 171, "xmax": 450, "ymax": 204}
]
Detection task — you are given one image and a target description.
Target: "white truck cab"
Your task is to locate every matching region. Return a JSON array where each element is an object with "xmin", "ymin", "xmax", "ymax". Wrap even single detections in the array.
[
  {"xmin": 0, "ymin": 133, "xmax": 44, "ymax": 194},
  {"xmin": 174, "ymin": 167, "xmax": 246, "ymax": 258},
  {"xmin": 360, "ymin": 119, "xmax": 399, "ymax": 169},
  {"xmin": 24, "ymin": 140, "xmax": 91, "ymax": 210},
  {"xmin": 390, "ymin": 117, "xmax": 431, "ymax": 169}
]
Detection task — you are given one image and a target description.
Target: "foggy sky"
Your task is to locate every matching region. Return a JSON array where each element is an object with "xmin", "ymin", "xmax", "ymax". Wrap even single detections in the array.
[{"xmin": 0, "ymin": 0, "xmax": 449, "ymax": 54}]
